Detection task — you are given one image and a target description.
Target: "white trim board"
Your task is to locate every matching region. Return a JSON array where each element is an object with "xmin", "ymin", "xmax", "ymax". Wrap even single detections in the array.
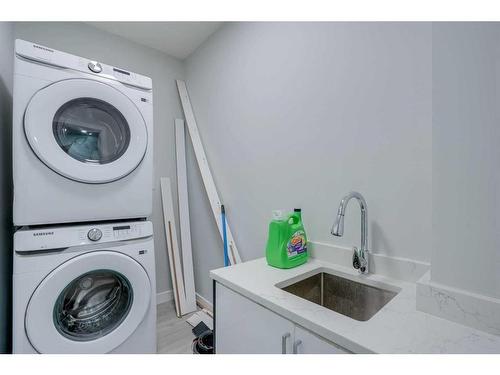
[
  {"xmin": 160, "ymin": 177, "xmax": 197, "ymax": 317},
  {"xmin": 176, "ymin": 79, "xmax": 242, "ymax": 265},
  {"xmin": 175, "ymin": 119, "xmax": 197, "ymax": 312},
  {"xmin": 186, "ymin": 310, "xmax": 213, "ymax": 330}
]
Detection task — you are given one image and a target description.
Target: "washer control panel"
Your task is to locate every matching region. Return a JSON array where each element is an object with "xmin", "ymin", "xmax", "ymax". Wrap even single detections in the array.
[
  {"xmin": 14, "ymin": 221, "xmax": 153, "ymax": 253},
  {"xmin": 112, "ymin": 224, "xmax": 143, "ymax": 240}
]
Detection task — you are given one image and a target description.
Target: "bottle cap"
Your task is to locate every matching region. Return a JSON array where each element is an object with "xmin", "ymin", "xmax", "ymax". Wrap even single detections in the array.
[{"xmin": 272, "ymin": 210, "xmax": 286, "ymax": 220}]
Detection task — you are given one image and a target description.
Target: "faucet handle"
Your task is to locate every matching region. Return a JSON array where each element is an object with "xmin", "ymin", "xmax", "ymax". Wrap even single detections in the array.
[
  {"xmin": 359, "ymin": 253, "xmax": 368, "ymax": 273},
  {"xmin": 352, "ymin": 247, "xmax": 361, "ymax": 269}
]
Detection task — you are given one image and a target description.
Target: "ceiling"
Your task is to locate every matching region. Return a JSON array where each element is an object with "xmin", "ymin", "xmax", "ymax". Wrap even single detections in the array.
[{"xmin": 88, "ymin": 22, "xmax": 223, "ymax": 60}]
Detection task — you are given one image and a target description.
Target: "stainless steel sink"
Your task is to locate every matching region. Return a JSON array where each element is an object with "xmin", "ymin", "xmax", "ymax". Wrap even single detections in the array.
[{"xmin": 281, "ymin": 272, "xmax": 398, "ymax": 321}]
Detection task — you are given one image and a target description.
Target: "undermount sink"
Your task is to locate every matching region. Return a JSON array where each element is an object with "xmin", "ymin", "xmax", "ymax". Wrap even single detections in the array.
[{"xmin": 280, "ymin": 271, "xmax": 399, "ymax": 321}]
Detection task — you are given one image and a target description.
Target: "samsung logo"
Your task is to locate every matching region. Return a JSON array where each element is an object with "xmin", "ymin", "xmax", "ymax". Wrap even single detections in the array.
[
  {"xmin": 33, "ymin": 44, "xmax": 54, "ymax": 53},
  {"xmin": 33, "ymin": 232, "xmax": 54, "ymax": 237}
]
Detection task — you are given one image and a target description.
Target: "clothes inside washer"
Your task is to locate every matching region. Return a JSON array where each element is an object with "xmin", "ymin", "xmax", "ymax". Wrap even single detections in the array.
[{"xmin": 53, "ymin": 270, "xmax": 133, "ymax": 341}]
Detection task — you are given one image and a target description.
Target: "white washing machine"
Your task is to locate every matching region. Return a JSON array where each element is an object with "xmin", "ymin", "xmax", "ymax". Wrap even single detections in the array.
[
  {"xmin": 12, "ymin": 39, "xmax": 154, "ymax": 226},
  {"xmin": 13, "ymin": 220, "xmax": 156, "ymax": 354}
]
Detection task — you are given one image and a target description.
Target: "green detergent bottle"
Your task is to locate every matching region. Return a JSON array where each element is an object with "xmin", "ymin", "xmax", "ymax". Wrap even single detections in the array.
[{"xmin": 266, "ymin": 208, "xmax": 309, "ymax": 269}]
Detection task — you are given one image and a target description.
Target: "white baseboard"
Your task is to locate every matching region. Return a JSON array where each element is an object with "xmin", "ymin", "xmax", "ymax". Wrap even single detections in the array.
[
  {"xmin": 156, "ymin": 290, "xmax": 174, "ymax": 305},
  {"xmin": 157, "ymin": 289, "xmax": 213, "ymax": 313},
  {"xmin": 196, "ymin": 292, "xmax": 213, "ymax": 312}
]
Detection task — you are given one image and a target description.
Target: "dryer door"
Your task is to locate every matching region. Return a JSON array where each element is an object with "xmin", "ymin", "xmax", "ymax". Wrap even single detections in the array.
[
  {"xmin": 25, "ymin": 251, "xmax": 152, "ymax": 353},
  {"xmin": 24, "ymin": 79, "xmax": 148, "ymax": 183}
]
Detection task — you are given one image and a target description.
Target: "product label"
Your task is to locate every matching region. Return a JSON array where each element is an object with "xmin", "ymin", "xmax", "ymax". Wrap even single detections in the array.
[{"xmin": 287, "ymin": 230, "xmax": 307, "ymax": 258}]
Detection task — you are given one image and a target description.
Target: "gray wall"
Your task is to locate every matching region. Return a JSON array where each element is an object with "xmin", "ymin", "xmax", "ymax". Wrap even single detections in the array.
[
  {"xmin": 185, "ymin": 22, "xmax": 432, "ymax": 301},
  {"xmin": 7, "ymin": 21, "xmax": 498, "ymax": 316},
  {"xmin": 0, "ymin": 22, "xmax": 14, "ymax": 354},
  {"xmin": 432, "ymin": 23, "xmax": 500, "ymax": 299},
  {"xmin": 14, "ymin": 22, "xmax": 186, "ymax": 297}
]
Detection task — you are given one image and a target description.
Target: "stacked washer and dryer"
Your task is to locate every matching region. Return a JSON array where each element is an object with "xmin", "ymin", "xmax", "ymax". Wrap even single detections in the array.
[{"xmin": 12, "ymin": 40, "xmax": 157, "ymax": 353}]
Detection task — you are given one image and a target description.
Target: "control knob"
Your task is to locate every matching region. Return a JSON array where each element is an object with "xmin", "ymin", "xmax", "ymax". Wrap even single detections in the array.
[
  {"xmin": 88, "ymin": 61, "xmax": 102, "ymax": 73},
  {"xmin": 87, "ymin": 228, "xmax": 103, "ymax": 242}
]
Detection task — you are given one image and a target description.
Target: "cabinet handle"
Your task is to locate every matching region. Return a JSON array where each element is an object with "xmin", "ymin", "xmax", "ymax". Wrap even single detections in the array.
[
  {"xmin": 293, "ymin": 339, "xmax": 302, "ymax": 354},
  {"xmin": 281, "ymin": 333, "xmax": 291, "ymax": 354}
]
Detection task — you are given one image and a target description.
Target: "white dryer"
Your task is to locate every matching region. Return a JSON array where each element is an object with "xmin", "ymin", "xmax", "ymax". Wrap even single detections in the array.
[
  {"xmin": 13, "ymin": 220, "xmax": 156, "ymax": 354},
  {"xmin": 12, "ymin": 39, "xmax": 154, "ymax": 225}
]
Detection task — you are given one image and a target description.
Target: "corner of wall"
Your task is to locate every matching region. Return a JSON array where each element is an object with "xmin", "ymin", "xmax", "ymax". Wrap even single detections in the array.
[
  {"xmin": 0, "ymin": 21, "xmax": 15, "ymax": 354},
  {"xmin": 417, "ymin": 271, "xmax": 500, "ymax": 336}
]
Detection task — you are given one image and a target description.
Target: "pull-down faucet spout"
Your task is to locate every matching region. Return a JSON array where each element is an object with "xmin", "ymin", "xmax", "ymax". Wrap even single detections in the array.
[{"xmin": 331, "ymin": 191, "xmax": 369, "ymax": 274}]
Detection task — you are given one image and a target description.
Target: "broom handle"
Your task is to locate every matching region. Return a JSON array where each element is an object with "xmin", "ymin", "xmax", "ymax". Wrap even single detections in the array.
[{"xmin": 221, "ymin": 205, "xmax": 229, "ymax": 267}]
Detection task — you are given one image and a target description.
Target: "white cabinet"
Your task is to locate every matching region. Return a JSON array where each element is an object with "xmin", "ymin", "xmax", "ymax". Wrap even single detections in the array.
[
  {"xmin": 293, "ymin": 325, "xmax": 348, "ymax": 354},
  {"xmin": 215, "ymin": 283, "xmax": 350, "ymax": 354},
  {"xmin": 215, "ymin": 282, "xmax": 294, "ymax": 353}
]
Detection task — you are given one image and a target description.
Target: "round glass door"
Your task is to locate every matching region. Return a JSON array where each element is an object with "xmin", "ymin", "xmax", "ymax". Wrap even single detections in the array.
[
  {"xmin": 25, "ymin": 251, "xmax": 151, "ymax": 353},
  {"xmin": 53, "ymin": 270, "xmax": 133, "ymax": 342},
  {"xmin": 53, "ymin": 98, "xmax": 131, "ymax": 165},
  {"xmin": 24, "ymin": 79, "xmax": 148, "ymax": 183}
]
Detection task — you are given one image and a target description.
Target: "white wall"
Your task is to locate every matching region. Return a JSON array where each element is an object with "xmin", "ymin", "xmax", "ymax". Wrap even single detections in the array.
[
  {"xmin": 0, "ymin": 21, "xmax": 14, "ymax": 354},
  {"xmin": 185, "ymin": 22, "xmax": 432, "ymax": 301},
  {"xmin": 14, "ymin": 22, "xmax": 186, "ymax": 296},
  {"xmin": 432, "ymin": 23, "xmax": 500, "ymax": 299}
]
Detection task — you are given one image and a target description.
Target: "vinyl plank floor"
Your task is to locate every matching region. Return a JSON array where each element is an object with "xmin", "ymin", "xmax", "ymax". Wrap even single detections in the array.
[{"xmin": 156, "ymin": 301, "xmax": 196, "ymax": 354}]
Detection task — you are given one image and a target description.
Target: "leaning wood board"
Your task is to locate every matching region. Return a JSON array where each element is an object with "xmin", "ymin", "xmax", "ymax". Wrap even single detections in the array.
[
  {"xmin": 160, "ymin": 177, "xmax": 196, "ymax": 317},
  {"xmin": 176, "ymin": 80, "xmax": 242, "ymax": 264},
  {"xmin": 175, "ymin": 119, "xmax": 197, "ymax": 313}
]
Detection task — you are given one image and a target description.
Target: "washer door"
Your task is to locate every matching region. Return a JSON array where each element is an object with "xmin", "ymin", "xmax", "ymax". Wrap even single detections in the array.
[
  {"xmin": 25, "ymin": 251, "xmax": 151, "ymax": 353},
  {"xmin": 24, "ymin": 79, "xmax": 148, "ymax": 183}
]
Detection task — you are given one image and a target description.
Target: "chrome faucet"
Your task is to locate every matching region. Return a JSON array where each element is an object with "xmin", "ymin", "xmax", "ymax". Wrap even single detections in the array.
[{"xmin": 331, "ymin": 191, "xmax": 369, "ymax": 274}]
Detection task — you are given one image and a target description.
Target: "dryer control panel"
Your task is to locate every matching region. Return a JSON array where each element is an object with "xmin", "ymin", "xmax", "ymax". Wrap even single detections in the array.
[
  {"xmin": 14, "ymin": 221, "xmax": 153, "ymax": 253},
  {"xmin": 15, "ymin": 39, "xmax": 153, "ymax": 90}
]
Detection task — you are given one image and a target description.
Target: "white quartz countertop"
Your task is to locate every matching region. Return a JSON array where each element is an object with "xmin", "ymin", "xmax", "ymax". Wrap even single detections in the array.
[{"xmin": 210, "ymin": 257, "xmax": 500, "ymax": 353}]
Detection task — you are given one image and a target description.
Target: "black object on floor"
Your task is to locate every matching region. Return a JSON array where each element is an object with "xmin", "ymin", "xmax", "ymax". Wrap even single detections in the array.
[
  {"xmin": 192, "ymin": 330, "xmax": 214, "ymax": 354},
  {"xmin": 192, "ymin": 321, "xmax": 210, "ymax": 337}
]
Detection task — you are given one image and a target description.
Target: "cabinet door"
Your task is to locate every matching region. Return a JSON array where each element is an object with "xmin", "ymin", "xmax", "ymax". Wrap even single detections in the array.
[
  {"xmin": 216, "ymin": 283, "xmax": 295, "ymax": 354},
  {"xmin": 293, "ymin": 325, "xmax": 350, "ymax": 354}
]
